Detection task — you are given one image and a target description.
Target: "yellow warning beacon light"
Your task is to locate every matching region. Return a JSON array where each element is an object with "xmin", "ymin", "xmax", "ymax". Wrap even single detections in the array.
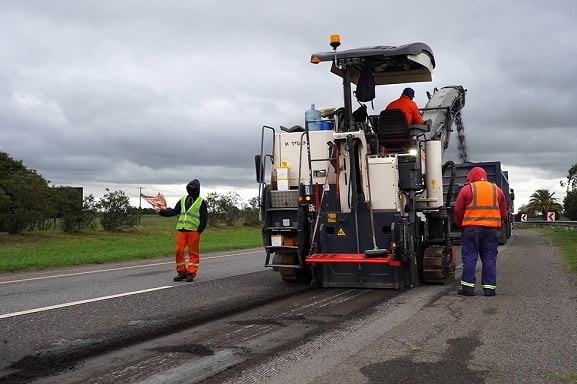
[
  {"xmin": 311, "ymin": 35, "xmax": 341, "ymax": 64},
  {"xmin": 330, "ymin": 34, "xmax": 341, "ymax": 49}
]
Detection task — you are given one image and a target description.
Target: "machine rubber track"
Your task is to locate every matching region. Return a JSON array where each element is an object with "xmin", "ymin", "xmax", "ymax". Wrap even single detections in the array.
[{"xmin": 422, "ymin": 246, "xmax": 456, "ymax": 284}]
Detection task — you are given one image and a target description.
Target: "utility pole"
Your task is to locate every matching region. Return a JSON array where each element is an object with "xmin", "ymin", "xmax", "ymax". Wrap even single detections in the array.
[{"xmin": 138, "ymin": 187, "xmax": 143, "ymax": 226}]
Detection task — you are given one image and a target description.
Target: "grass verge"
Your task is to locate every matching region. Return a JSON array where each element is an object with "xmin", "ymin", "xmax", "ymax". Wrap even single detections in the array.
[
  {"xmin": 549, "ymin": 374, "xmax": 577, "ymax": 384},
  {"xmin": 0, "ymin": 215, "xmax": 262, "ymax": 272},
  {"xmin": 532, "ymin": 228, "xmax": 577, "ymax": 277}
]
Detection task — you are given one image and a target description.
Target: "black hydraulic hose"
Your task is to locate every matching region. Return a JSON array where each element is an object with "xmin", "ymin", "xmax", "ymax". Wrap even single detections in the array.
[
  {"xmin": 342, "ymin": 64, "xmax": 353, "ymax": 132},
  {"xmin": 443, "ymin": 161, "xmax": 456, "ymax": 208},
  {"xmin": 346, "ymin": 135, "xmax": 358, "ymax": 211},
  {"xmin": 345, "ymin": 134, "xmax": 360, "ymax": 253}
]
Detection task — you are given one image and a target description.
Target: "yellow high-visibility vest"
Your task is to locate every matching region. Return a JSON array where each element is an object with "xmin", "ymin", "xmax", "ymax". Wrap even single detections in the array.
[{"xmin": 176, "ymin": 196, "xmax": 203, "ymax": 230}]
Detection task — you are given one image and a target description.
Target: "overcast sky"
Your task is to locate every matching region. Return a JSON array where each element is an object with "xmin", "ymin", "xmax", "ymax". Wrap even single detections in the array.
[{"xmin": 1, "ymin": 0, "xmax": 576, "ymax": 210}]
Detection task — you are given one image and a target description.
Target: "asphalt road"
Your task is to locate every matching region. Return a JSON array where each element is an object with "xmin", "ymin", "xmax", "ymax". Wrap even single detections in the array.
[
  {"xmin": 1, "ymin": 229, "xmax": 575, "ymax": 384},
  {"xmin": 0, "ymin": 248, "xmax": 313, "ymax": 383},
  {"xmin": 223, "ymin": 229, "xmax": 577, "ymax": 384},
  {"xmin": 0, "ymin": 248, "xmax": 266, "ymax": 315}
]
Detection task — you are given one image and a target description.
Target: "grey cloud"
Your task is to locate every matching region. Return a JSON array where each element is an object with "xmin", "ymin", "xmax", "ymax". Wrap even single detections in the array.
[{"xmin": 1, "ymin": 0, "xmax": 576, "ymax": 208}]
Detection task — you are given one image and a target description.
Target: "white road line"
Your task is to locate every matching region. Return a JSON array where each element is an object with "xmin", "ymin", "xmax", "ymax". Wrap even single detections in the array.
[
  {"xmin": 0, "ymin": 250, "xmax": 262, "ymax": 285},
  {"xmin": 0, "ymin": 262, "xmax": 173, "ymax": 285},
  {"xmin": 0, "ymin": 286, "xmax": 173, "ymax": 320}
]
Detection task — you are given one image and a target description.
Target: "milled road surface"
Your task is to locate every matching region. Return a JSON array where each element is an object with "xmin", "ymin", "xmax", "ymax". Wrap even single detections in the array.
[
  {"xmin": 1, "ymin": 229, "xmax": 575, "ymax": 383},
  {"xmin": 0, "ymin": 270, "xmax": 311, "ymax": 384},
  {"xmin": 216, "ymin": 229, "xmax": 577, "ymax": 384}
]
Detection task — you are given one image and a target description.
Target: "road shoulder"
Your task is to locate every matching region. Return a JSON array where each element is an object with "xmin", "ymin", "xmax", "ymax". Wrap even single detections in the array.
[{"xmin": 239, "ymin": 229, "xmax": 577, "ymax": 384}]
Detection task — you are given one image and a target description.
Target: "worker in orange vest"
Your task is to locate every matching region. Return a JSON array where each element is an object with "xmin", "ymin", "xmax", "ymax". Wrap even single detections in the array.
[
  {"xmin": 453, "ymin": 167, "xmax": 508, "ymax": 296},
  {"xmin": 385, "ymin": 87, "xmax": 425, "ymax": 125}
]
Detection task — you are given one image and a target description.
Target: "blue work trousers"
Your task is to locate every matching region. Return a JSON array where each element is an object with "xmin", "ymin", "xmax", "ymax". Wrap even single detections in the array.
[{"xmin": 460, "ymin": 226, "xmax": 499, "ymax": 294}]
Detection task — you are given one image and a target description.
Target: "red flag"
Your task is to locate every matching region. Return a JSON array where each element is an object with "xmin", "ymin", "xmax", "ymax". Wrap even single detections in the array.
[{"xmin": 141, "ymin": 193, "xmax": 167, "ymax": 211}]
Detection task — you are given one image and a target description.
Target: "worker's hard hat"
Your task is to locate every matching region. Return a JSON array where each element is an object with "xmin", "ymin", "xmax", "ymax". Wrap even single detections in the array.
[{"xmin": 402, "ymin": 88, "xmax": 415, "ymax": 98}]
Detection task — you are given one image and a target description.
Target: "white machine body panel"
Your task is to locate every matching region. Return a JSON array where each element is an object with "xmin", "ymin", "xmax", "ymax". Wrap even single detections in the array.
[
  {"xmin": 272, "ymin": 130, "xmax": 335, "ymax": 188},
  {"xmin": 367, "ymin": 155, "xmax": 403, "ymax": 211}
]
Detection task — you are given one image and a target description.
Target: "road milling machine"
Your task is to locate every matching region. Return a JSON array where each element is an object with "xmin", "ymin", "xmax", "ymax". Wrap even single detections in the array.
[{"xmin": 255, "ymin": 37, "xmax": 469, "ymax": 289}]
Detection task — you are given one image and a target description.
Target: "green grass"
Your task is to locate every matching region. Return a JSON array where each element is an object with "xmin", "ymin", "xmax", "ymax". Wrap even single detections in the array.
[
  {"xmin": 549, "ymin": 374, "xmax": 577, "ymax": 383},
  {"xmin": 0, "ymin": 215, "xmax": 262, "ymax": 272},
  {"xmin": 532, "ymin": 228, "xmax": 577, "ymax": 277}
]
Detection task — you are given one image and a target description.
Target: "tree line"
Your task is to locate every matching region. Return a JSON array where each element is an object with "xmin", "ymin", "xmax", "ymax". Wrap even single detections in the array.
[
  {"xmin": 0, "ymin": 150, "xmax": 140, "ymax": 234},
  {"xmin": 0, "ymin": 152, "xmax": 259, "ymax": 234},
  {"xmin": 141, "ymin": 192, "xmax": 260, "ymax": 227},
  {"xmin": 2, "ymin": 150, "xmax": 576, "ymax": 235}
]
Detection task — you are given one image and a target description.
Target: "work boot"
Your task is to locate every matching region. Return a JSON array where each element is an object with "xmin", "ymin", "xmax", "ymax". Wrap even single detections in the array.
[
  {"xmin": 173, "ymin": 273, "xmax": 187, "ymax": 282},
  {"xmin": 457, "ymin": 289, "xmax": 474, "ymax": 296},
  {"xmin": 483, "ymin": 291, "xmax": 496, "ymax": 296},
  {"xmin": 186, "ymin": 274, "xmax": 195, "ymax": 282}
]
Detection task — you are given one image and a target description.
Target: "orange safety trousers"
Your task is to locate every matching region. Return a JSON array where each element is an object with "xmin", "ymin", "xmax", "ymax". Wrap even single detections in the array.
[{"xmin": 175, "ymin": 230, "xmax": 200, "ymax": 275}]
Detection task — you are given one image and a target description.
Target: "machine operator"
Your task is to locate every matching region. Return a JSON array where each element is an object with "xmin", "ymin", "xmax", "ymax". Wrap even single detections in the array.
[{"xmin": 385, "ymin": 87, "xmax": 425, "ymax": 125}]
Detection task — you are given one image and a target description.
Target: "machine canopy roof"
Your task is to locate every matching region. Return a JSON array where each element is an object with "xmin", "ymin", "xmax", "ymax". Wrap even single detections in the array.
[{"xmin": 310, "ymin": 42, "xmax": 435, "ymax": 85}]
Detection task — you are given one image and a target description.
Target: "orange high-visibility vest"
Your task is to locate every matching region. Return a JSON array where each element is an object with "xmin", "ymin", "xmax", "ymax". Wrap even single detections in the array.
[{"xmin": 462, "ymin": 181, "xmax": 501, "ymax": 227}]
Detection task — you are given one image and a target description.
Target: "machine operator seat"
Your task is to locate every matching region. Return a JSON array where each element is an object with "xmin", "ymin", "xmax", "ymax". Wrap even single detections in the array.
[{"xmin": 376, "ymin": 109, "xmax": 429, "ymax": 152}]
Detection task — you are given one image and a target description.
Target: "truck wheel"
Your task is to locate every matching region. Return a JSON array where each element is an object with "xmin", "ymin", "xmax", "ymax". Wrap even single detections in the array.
[{"xmin": 279, "ymin": 253, "xmax": 311, "ymax": 283}]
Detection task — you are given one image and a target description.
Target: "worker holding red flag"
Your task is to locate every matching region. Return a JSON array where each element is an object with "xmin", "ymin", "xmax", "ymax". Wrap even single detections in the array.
[
  {"xmin": 158, "ymin": 179, "xmax": 208, "ymax": 282},
  {"xmin": 140, "ymin": 192, "xmax": 167, "ymax": 212}
]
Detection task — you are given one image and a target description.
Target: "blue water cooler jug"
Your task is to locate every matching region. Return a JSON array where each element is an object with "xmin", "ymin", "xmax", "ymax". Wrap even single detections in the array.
[{"xmin": 305, "ymin": 104, "xmax": 321, "ymax": 131}]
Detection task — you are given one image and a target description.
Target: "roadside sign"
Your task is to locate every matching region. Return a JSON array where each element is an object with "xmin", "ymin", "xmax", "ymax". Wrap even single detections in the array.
[
  {"xmin": 521, "ymin": 214, "xmax": 527, "ymax": 222},
  {"xmin": 547, "ymin": 212, "xmax": 556, "ymax": 222}
]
